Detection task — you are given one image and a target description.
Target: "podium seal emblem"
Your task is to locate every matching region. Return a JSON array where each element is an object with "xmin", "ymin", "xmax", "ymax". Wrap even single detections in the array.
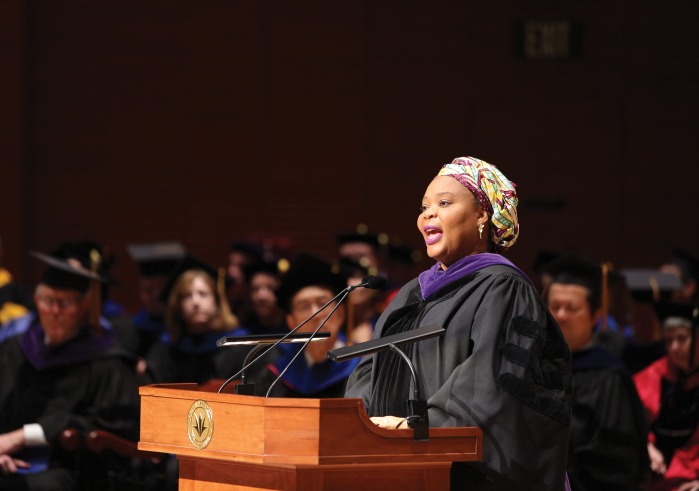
[{"xmin": 187, "ymin": 400, "xmax": 214, "ymax": 449}]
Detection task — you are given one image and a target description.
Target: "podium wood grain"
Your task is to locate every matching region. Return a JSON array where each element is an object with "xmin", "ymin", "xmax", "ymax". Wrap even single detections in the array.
[{"xmin": 139, "ymin": 383, "xmax": 482, "ymax": 491}]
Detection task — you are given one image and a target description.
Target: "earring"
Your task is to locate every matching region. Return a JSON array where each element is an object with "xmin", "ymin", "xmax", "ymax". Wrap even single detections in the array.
[{"xmin": 478, "ymin": 222, "xmax": 484, "ymax": 239}]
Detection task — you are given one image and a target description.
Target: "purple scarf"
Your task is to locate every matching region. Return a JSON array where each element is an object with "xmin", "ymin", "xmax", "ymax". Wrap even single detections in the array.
[
  {"xmin": 418, "ymin": 253, "xmax": 533, "ymax": 299},
  {"xmin": 19, "ymin": 322, "xmax": 115, "ymax": 371}
]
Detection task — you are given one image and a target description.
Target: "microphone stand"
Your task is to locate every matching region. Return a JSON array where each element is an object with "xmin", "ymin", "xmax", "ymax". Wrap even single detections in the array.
[
  {"xmin": 327, "ymin": 324, "xmax": 445, "ymax": 441},
  {"xmin": 387, "ymin": 343, "xmax": 429, "ymax": 441},
  {"xmin": 236, "ymin": 344, "xmax": 272, "ymax": 395},
  {"xmin": 264, "ymin": 289, "xmax": 350, "ymax": 398},
  {"xmin": 217, "ymin": 278, "xmax": 374, "ymax": 394}
]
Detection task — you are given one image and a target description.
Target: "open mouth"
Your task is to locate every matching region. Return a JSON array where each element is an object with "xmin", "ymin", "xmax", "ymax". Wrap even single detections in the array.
[{"xmin": 423, "ymin": 226, "xmax": 443, "ymax": 245}]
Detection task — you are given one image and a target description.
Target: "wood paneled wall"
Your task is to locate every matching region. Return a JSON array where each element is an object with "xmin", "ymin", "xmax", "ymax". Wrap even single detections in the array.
[
  {"xmin": 0, "ymin": 0, "xmax": 24, "ymax": 279},
  {"xmin": 4, "ymin": 0, "xmax": 698, "ymax": 311}
]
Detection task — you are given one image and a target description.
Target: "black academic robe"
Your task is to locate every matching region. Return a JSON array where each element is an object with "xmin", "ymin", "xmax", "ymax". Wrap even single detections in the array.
[
  {"xmin": 145, "ymin": 333, "xmax": 252, "ymax": 386},
  {"xmin": 0, "ymin": 329, "xmax": 140, "ymax": 489},
  {"xmin": 345, "ymin": 264, "xmax": 572, "ymax": 491},
  {"xmin": 568, "ymin": 347, "xmax": 649, "ymax": 491},
  {"xmin": 0, "ymin": 334, "xmax": 140, "ymax": 443}
]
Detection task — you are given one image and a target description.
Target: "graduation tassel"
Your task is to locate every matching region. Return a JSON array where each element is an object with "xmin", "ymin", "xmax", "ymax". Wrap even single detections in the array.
[
  {"xmin": 88, "ymin": 249, "xmax": 102, "ymax": 333},
  {"xmin": 600, "ymin": 261, "xmax": 611, "ymax": 331}
]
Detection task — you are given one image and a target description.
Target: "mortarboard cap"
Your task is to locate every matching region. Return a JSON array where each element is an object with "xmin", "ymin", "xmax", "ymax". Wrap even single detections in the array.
[
  {"xmin": 127, "ymin": 241, "xmax": 186, "ymax": 277},
  {"xmin": 337, "ymin": 226, "xmax": 387, "ymax": 276},
  {"xmin": 159, "ymin": 254, "xmax": 232, "ymax": 304},
  {"xmin": 243, "ymin": 258, "xmax": 290, "ymax": 284},
  {"xmin": 653, "ymin": 302, "xmax": 697, "ymax": 329},
  {"xmin": 386, "ymin": 241, "xmax": 422, "ymax": 265},
  {"xmin": 229, "ymin": 240, "xmax": 264, "ymax": 260},
  {"xmin": 621, "ymin": 269, "xmax": 683, "ymax": 304},
  {"xmin": 668, "ymin": 249, "xmax": 699, "ymax": 283},
  {"xmin": 49, "ymin": 240, "xmax": 117, "ymax": 282},
  {"xmin": 540, "ymin": 252, "xmax": 602, "ymax": 289},
  {"xmin": 336, "ymin": 224, "xmax": 382, "ymax": 249},
  {"xmin": 533, "ymin": 250, "xmax": 560, "ymax": 274},
  {"xmin": 35, "ymin": 241, "xmax": 117, "ymax": 330},
  {"xmin": 336, "ymin": 232, "xmax": 381, "ymax": 250},
  {"xmin": 334, "ymin": 256, "xmax": 369, "ymax": 279},
  {"xmin": 276, "ymin": 253, "xmax": 348, "ymax": 312},
  {"xmin": 31, "ymin": 250, "xmax": 110, "ymax": 294}
]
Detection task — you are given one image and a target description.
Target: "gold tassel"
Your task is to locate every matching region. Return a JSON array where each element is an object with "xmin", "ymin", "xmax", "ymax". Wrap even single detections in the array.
[
  {"xmin": 89, "ymin": 249, "xmax": 102, "ymax": 333},
  {"xmin": 600, "ymin": 262, "xmax": 611, "ymax": 331}
]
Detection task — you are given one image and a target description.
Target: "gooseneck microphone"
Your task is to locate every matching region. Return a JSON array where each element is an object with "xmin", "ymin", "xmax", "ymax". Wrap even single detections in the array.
[
  {"xmin": 263, "ymin": 275, "xmax": 386, "ymax": 397},
  {"xmin": 356, "ymin": 275, "xmax": 386, "ymax": 290},
  {"xmin": 327, "ymin": 323, "xmax": 446, "ymax": 441},
  {"xmin": 264, "ymin": 293, "xmax": 347, "ymax": 397},
  {"xmin": 216, "ymin": 275, "xmax": 385, "ymax": 394}
]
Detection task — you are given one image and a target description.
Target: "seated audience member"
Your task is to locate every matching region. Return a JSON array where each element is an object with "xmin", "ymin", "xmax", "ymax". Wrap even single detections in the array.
[
  {"xmin": 226, "ymin": 240, "xmax": 263, "ymax": 320},
  {"xmin": 336, "ymin": 225, "xmax": 385, "ymax": 280},
  {"xmin": 536, "ymin": 249, "xmax": 632, "ymax": 357},
  {"xmin": 51, "ymin": 240, "xmax": 124, "ymax": 318},
  {"xmin": 542, "ymin": 252, "xmax": 649, "ymax": 491},
  {"xmin": 248, "ymin": 253, "xmax": 360, "ymax": 398},
  {"xmin": 0, "ymin": 237, "xmax": 33, "ymax": 327},
  {"xmin": 144, "ymin": 255, "xmax": 251, "ymax": 386},
  {"xmin": 383, "ymin": 238, "xmax": 422, "ymax": 291},
  {"xmin": 660, "ymin": 250, "xmax": 699, "ymax": 306},
  {"xmin": 0, "ymin": 249, "xmax": 140, "ymax": 491},
  {"xmin": 126, "ymin": 241, "xmax": 186, "ymax": 358},
  {"xmin": 48, "ymin": 240, "xmax": 144, "ymax": 364},
  {"xmin": 144, "ymin": 256, "xmax": 253, "ymax": 491},
  {"xmin": 621, "ymin": 268, "xmax": 684, "ymax": 374},
  {"xmin": 634, "ymin": 304, "xmax": 699, "ymax": 491},
  {"xmin": 532, "ymin": 249, "xmax": 560, "ymax": 294},
  {"xmin": 0, "ymin": 242, "xmax": 121, "ymax": 345},
  {"xmin": 337, "ymin": 257, "xmax": 382, "ymax": 345},
  {"xmin": 240, "ymin": 258, "xmax": 289, "ymax": 336}
]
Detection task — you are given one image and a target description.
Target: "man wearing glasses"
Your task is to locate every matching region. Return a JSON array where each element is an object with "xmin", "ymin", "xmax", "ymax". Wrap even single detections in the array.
[{"xmin": 0, "ymin": 248, "xmax": 140, "ymax": 491}]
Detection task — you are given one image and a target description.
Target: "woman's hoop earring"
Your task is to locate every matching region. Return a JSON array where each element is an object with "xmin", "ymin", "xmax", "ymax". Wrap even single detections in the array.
[{"xmin": 478, "ymin": 223, "xmax": 484, "ymax": 239}]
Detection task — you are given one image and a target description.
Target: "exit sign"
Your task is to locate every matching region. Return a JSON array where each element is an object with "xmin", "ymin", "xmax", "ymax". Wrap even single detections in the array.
[{"xmin": 515, "ymin": 20, "xmax": 583, "ymax": 60}]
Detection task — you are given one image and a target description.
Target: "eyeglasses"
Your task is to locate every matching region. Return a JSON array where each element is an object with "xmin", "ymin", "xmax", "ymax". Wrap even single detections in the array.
[
  {"xmin": 36, "ymin": 295, "xmax": 81, "ymax": 311},
  {"xmin": 291, "ymin": 297, "xmax": 336, "ymax": 315}
]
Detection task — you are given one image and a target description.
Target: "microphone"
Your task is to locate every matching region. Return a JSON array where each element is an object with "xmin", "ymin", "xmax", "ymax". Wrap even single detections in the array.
[
  {"xmin": 263, "ymin": 275, "xmax": 385, "ymax": 397},
  {"xmin": 264, "ymin": 294, "xmax": 347, "ymax": 397},
  {"xmin": 328, "ymin": 324, "xmax": 445, "ymax": 441},
  {"xmin": 352, "ymin": 275, "xmax": 386, "ymax": 291},
  {"xmin": 216, "ymin": 275, "xmax": 386, "ymax": 394}
]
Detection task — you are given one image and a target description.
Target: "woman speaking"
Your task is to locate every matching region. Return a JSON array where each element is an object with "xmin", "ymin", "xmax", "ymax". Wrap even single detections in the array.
[{"xmin": 345, "ymin": 156, "xmax": 572, "ymax": 491}]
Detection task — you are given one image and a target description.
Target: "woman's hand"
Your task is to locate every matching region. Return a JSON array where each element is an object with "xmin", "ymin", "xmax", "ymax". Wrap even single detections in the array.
[
  {"xmin": 647, "ymin": 442, "xmax": 667, "ymax": 475},
  {"xmin": 370, "ymin": 416, "xmax": 408, "ymax": 429},
  {"xmin": 0, "ymin": 454, "xmax": 29, "ymax": 475},
  {"xmin": 677, "ymin": 480, "xmax": 699, "ymax": 491}
]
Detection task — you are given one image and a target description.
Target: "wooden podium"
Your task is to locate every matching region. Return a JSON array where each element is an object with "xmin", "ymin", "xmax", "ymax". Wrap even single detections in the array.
[{"xmin": 138, "ymin": 384, "xmax": 482, "ymax": 491}]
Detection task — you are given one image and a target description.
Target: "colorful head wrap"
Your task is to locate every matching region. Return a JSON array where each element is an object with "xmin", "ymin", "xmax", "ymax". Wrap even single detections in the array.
[{"xmin": 438, "ymin": 156, "xmax": 519, "ymax": 252}]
